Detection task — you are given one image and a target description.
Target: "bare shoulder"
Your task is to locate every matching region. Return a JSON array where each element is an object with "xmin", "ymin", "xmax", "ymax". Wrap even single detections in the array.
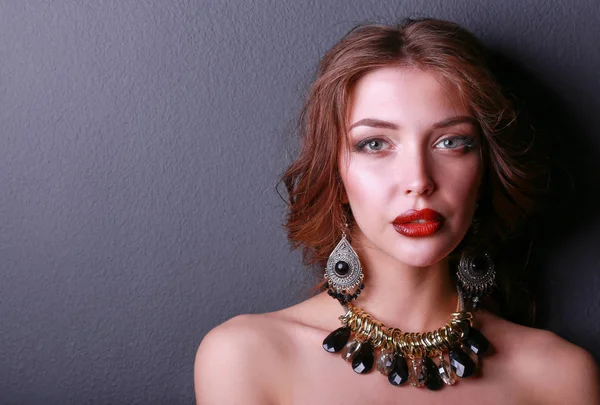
[
  {"xmin": 521, "ymin": 328, "xmax": 599, "ymax": 404},
  {"xmin": 481, "ymin": 311, "xmax": 600, "ymax": 404},
  {"xmin": 194, "ymin": 313, "xmax": 290, "ymax": 405},
  {"xmin": 194, "ymin": 294, "xmax": 336, "ymax": 404}
]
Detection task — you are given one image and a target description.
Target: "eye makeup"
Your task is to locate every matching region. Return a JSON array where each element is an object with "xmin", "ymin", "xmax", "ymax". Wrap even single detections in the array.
[{"xmin": 352, "ymin": 134, "xmax": 479, "ymax": 155}]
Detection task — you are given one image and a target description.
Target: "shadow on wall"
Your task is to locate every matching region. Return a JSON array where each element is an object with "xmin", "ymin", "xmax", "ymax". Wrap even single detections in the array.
[{"xmin": 487, "ymin": 50, "xmax": 600, "ymax": 361}]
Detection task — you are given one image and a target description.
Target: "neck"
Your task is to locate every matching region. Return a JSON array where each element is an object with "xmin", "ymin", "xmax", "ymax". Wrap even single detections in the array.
[{"xmin": 351, "ymin": 238, "xmax": 460, "ymax": 333}]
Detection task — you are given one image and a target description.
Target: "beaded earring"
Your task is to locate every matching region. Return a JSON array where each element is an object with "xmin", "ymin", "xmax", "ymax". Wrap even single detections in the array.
[
  {"xmin": 323, "ymin": 216, "xmax": 364, "ymax": 305},
  {"xmin": 456, "ymin": 203, "xmax": 496, "ymax": 310}
]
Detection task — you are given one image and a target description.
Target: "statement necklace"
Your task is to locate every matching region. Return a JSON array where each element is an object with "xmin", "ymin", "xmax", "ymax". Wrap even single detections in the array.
[{"xmin": 321, "ymin": 287, "xmax": 490, "ymax": 390}]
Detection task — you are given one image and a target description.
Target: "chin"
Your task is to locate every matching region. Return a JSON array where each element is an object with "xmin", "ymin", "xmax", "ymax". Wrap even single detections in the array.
[
  {"xmin": 357, "ymin": 230, "xmax": 460, "ymax": 268},
  {"xmin": 391, "ymin": 230, "xmax": 464, "ymax": 264},
  {"xmin": 387, "ymin": 242, "xmax": 456, "ymax": 268}
]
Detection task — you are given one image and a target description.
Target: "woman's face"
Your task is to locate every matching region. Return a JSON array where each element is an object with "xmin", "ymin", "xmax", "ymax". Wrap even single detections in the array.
[{"xmin": 339, "ymin": 66, "xmax": 483, "ymax": 267}]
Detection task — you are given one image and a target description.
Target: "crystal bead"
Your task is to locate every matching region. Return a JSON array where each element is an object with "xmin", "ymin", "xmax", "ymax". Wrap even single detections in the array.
[
  {"xmin": 352, "ymin": 341, "xmax": 374, "ymax": 374},
  {"xmin": 462, "ymin": 344, "xmax": 480, "ymax": 376},
  {"xmin": 341, "ymin": 339, "xmax": 361, "ymax": 362},
  {"xmin": 464, "ymin": 326, "xmax": 489, "ymax": 356},
  {"xmin": 423, "ymin": 356, "xmax": 444, "ymax": 391},
  {"xmin": 387, "ymin": 354, "xmax": 409, "ymax": 386},
  {"xmin": 449, "ymin": 347, "xmax": 475, "ymax": 378},
  {"xmin": 464, "ymin": 344, "xmax": 479, "ymax": 364},
  {"xmin": 409, "ymin": 357, "xmax": 427, "ymax": 388},
  {"xmin": 376, "ymin": 350, "xmax": 395, "ymax": 375},
  {"xmin": 437, "ymin": 355, "xmax": 457, "ymax": 385},
  {"xmin": 322, "ymin": 326, "xmax": 351, "ymax": 353}
]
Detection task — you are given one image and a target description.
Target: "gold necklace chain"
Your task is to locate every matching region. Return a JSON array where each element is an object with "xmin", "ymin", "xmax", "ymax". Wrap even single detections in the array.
[{"xmin": 339, "ymin": 304, "xmax": 473, "ymax": 358}]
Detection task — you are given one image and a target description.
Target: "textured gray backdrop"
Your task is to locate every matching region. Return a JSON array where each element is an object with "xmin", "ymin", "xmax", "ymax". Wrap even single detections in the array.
[{"xmin": 1, "ymin": 1, "xmax": 599, "ymax": 404}]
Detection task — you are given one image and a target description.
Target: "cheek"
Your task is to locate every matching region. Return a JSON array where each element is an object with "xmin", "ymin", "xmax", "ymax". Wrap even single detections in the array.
[
  {"xmin": 438, "ymin": 160, "xmax": 483, "ymax": 228},
  {"xmin": 447, "ymin": 169, "xmax": 481, "ymax": 197},
  {"xmin": 458, "ymin": 161, "xmax": 483, "ymax": 197},
  {"xmin": 341, "ymin": 161, "xmax": 389, "ymax": 209},
  {"xmin": 434, "ymin": 152, "xmax": 482, "ymax": 190}
]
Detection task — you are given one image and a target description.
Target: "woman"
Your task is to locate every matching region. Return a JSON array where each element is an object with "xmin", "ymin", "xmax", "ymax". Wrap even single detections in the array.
[{"xmin": 194, "ymin": 18, "xmax": 599, "ymax": 404}]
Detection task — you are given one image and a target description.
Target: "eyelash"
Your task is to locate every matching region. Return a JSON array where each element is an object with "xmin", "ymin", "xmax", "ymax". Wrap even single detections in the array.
[{"xmin": 354, "ymin": 136, "xmax": 478, "ymax": 154}]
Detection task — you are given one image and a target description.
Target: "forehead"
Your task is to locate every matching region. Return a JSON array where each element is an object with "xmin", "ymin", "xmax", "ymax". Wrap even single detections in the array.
[{"xmin": 347, "ymin": 66, "xmax": 470, "ymax": 127}]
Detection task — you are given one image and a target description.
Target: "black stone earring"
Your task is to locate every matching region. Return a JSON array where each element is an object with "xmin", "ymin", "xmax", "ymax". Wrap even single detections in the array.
[
  {"xmin": 457, "ymin": 209, "xmax": 495, "ymax": 310},
  {"xmin": 323, "ymin": 218, "xmax": 364, "ymax": 305},
  {"xmin": 456, "ymin": 250, "xmax": 495, "ymax": 310}
]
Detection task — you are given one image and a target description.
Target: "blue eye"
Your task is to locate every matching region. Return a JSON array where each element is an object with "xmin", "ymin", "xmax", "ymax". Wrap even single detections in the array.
[
  {"xmin": 435, "ymin": 136, "xmax": 477, "ymax": 151},
  {"xmin": 355, "ymin": 138, "xmax": 390, "ymax": 153}
]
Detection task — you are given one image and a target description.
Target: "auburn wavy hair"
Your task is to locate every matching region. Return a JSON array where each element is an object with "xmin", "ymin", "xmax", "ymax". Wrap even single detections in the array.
[{"xmin": 279, "ymin": 18, "xmax": 550, "ymax": 324}]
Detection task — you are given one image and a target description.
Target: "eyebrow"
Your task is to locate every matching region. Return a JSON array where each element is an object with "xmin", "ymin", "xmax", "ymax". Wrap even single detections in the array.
[{"xmin": 348, "ymin": 115, "xmax": 479, "ymax": 131}]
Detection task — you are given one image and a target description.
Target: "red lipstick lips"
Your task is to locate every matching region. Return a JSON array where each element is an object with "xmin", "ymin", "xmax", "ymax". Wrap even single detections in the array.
[{"xmin": 393, "ymin": 208, "xmax": 444, "ymax": 237}]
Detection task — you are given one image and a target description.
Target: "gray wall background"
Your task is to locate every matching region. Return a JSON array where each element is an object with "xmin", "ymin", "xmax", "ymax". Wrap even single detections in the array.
[{"xmin": 1, "ymin": 0, "xmax": 599, "ymax": 403}]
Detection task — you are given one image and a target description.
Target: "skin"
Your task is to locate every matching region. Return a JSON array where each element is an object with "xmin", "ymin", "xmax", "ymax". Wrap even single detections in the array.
[{"xmin": 194, "ymin": 67, "xmax": 600, "ymax": 405}]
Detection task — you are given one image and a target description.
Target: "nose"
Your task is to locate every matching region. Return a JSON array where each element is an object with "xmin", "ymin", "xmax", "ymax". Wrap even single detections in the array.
[{"xmin": 397, "ymin": 147, "xmax": 435, "ymax": 197}]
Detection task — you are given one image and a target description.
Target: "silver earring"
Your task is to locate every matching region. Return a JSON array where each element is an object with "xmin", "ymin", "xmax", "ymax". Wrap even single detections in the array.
[
  {"xmin": 324, "ymin": 218, "xmax": 364, "ymax": 305},
  {"xmin": 457, "ymin": 209, "xmax": 495, "ymax": 310},
  {"xmin": 457, "ymin": 250, "xmax": 495, "ymax": 310}
]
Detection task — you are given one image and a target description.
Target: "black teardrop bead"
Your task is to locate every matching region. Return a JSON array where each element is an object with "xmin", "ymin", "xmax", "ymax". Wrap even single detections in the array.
[
  {"xmin": 322, "ymin": 326, "xmax": 351, "ymax": 353},
  {"xmin": 449, "ymin": 347, "xmax": 476, "ymax": 378},
  {"xmin": 387, "ymin": 354, "xmax": 409, "ymax": 386},
  {"xmin": 334, "ymin": 260, "xmax": 350, "ymax": 276},
  {"xmin": 423, "ymin": 356, "xmax": 444, "ymax": 391},
  {"xmin": 459, "ymin": 320, "xmax": 471, "ymax": 338},
  {"xmin": 464, "ymin": 326, "xmax": 489, "ymax": 356},
  {"xmin": 352, "ymin": 341, "xmax": 374, "ymax": 374}
]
